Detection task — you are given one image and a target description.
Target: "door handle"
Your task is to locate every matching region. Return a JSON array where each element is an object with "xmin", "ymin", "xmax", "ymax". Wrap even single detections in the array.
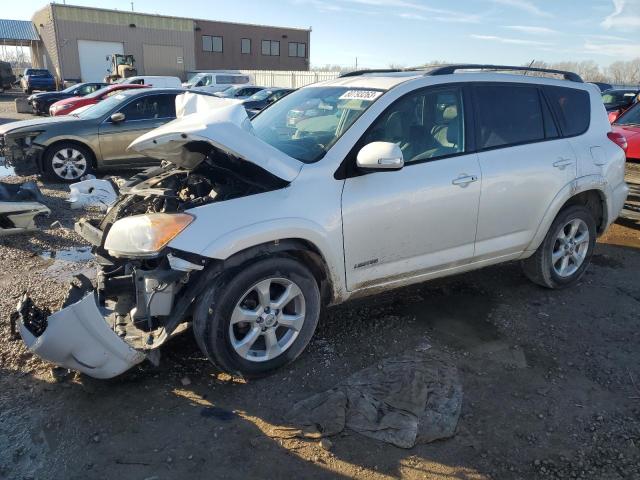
[
  {"xmin": 452, "ymin": 175, "xmax": 478, "ymax": 187},
  {"xmin": 553, "ymin": 158, "xmax": 574, "ymax": 170}
]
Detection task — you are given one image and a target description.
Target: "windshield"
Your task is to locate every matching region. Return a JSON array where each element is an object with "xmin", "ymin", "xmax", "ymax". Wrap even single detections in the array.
[
  {"xmin": 61, "ymin": 84, "xmax": 81, "ymax": 93},
  {"xmin": 186, "ymin": 73, "xmax": 212, "ymax": 87},
  {"xmin": 251, "ymin": 86, "xmax": 383, "ymax": 163},
  {"xmin": 84, "ymin": 86, "xmax": 115, "ymax": 99},
  {"xmin": 615, "ymin": 102, "xmax": 640, "ymax": 126},
  {"xmin": 76, "ymin": 92, "xmax": 132, "ymax": 119},
  {"xmin": 25, "ymin": 69, "xmax": 49, "ymax": 76},
  {"xmin": 248, "ymin": 90, "xmax": 273, "ymax": 101},
  {"xmin": 217, "ymin": 86, "xmax": 241, "ymax": 98},
  {"xmin": 602, "ymin": 90, "xmax": 637, "ymax": 105}
]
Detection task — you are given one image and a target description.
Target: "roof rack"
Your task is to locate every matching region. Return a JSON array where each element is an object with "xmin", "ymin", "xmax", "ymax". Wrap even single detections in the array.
[
  {"xmin": 339, "ymin": 68, "xmax": 414, "ymax": 78},
  {"xmin": 427, "ymin": 64, "xmax": 583, "ymax": 83},
  {"xmin": 340, "ymin": 64, "xmax": 583, "ymax": 83}
]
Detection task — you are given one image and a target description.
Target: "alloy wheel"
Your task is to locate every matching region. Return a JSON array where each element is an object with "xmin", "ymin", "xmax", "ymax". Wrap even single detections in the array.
[
  {"xmin": 51, "ymin": 148, "xmax": 87, "ymax": 180},
  {"xmin": 551, "ymin": 218, "xmax": 590, "ymax": 278},
  {"xmin": 229, "ymin": 277, "xmax": 306, "ymax": 362}
]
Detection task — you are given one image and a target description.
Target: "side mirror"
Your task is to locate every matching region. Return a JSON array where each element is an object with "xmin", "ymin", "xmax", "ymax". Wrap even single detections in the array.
[
  {"xmin": 110, "ymin": 112, "xmax": 126, "ymax": 123},
  {"xmin": 356, "ymin": 142, "xmax": 404, "ymax": 171}
]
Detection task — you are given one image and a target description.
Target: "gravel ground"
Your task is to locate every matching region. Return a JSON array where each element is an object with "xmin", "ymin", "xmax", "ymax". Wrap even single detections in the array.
[{"xmin": 1, "ymin": 92, "xmax": 640, "ymax": 480}]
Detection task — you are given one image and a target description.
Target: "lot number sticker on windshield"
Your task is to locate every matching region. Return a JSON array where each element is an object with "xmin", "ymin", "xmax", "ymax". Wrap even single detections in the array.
[{"xmin": 339, "ymin": 90, "xmax": 383, "ymax": 101}]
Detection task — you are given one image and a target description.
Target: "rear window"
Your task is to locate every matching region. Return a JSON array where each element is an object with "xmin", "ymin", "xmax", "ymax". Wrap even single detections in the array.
[
  {"xmin": 474, "ymin": 85, "xmax": 545, "ymax": 149},
  {"xmin": 25, "ymin": 69, "xmax": 50, "ymax": 76},
  {"xmin": 544, "ymin": 86, "xmax": 590, "ymax": 137}
]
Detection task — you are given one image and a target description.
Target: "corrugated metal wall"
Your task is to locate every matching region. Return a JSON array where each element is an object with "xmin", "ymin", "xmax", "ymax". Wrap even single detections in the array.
[
  {"xmin": 46, "ymin": 5, "xmax": 196, "ymax": 81},
  {"xmin": 31, "ymin": 6, "xmax": 59, "ymax": 76},
  {"xmin": 142, "ymin": 44, "xmax": 185, "ymax": 77},
  {"xmin": 240, "ymin": 70, "xmax": 341, "ymax": 88}
]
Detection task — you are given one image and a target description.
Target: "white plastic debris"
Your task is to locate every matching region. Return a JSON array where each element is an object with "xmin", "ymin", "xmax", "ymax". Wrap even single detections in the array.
[{"xmin": 68, "ymin": 179, "xmax": 118, "ymax": 211}]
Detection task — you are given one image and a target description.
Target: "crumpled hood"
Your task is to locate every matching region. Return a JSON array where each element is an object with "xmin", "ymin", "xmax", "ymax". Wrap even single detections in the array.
[
  {"xmin": 128, "ymin": 93, "xmax": 302, "ymax": 182},
  {"xmin": 0, "ymin": 115, "xmax": 79, "ymax": 135}
]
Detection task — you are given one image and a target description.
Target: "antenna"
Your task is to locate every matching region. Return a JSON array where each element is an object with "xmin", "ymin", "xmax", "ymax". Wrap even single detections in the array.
[{"xmin": 523, "ymin": 59, "xmax": 535, "ymax": 76}]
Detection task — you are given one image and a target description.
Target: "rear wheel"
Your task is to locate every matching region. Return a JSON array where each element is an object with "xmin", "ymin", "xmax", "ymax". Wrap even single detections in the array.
[
  {"xmin": 193, "ymin": 257, "xmax": 321, "ymax": 378},
  {"xmin": 43, "ymin": 142, "xmax": 94, "ymax": 182},
  {"xmin": 522, "ymin": 205, "xmax": 596, "ymax": 289}
]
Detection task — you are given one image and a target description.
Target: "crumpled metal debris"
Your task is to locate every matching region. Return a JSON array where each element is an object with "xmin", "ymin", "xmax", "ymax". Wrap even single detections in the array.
[
  {"xmin": 68, "ymin": 178, "xmax": 118, "ymax": 211},
  {"xmin": 281, "ymin": 349, "xmax": 463, "ymax": 448},
  {"xmin": 0, "ymin": 181, "xmax": 50, "ymax": 235}
]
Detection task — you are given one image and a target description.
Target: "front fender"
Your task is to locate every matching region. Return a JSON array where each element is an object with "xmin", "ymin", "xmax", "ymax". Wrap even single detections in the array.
[{"xmin": 523, "ymin": 175, "xmax": 610, "ymax": 255}]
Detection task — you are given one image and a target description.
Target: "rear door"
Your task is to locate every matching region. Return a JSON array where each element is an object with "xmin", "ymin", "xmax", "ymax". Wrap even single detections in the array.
[
  {"xmin": 473, "ymin": 83, "xmax": 577, "ymax": 259},
  {"xmin": 98, "ymin": 93, "xmax": 177, "ymax": 167}
]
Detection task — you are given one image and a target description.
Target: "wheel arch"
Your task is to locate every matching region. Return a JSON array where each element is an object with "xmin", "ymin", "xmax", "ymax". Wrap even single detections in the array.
[
  {"xmin": 220, "ymin": 238, "xmax": 337, "ymax": 306},
  {"xmin": 525, "ymin": 180, "xmax": 608, "ymax": 255},
  {"xmin": 40, "ymin": 138, "xmax": 98, "ymax": 172}
]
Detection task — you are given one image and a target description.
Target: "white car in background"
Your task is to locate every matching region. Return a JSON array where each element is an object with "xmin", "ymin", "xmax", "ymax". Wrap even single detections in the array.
[
  {"xmin": 184, "ymin": 71, "xmax": 253, "ymax": 94},
  {"xmin": 17, "ymin": 64, "xmax": 629, "ymax": 380}
]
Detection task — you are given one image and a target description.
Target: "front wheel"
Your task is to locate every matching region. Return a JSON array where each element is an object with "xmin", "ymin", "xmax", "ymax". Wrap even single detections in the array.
[
  {"xmin": 193, "ymin": 257, "xmax": 321, "ymax": 378},
  {"xmin": 522, "ymin": 205, "xmax": 596, "ymax": 289},
  {"xmin": 43, "ymin": 142, "xmax": 94, "ymax": 182}
]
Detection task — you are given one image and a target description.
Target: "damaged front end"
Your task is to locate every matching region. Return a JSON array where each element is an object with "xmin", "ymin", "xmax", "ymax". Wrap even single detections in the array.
[{"xmin": 16, "ymin": 101, "xmax": 296, "ymax": 378}]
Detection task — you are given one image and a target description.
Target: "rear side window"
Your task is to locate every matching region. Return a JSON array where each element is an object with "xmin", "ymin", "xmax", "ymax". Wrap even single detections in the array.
[
  {"xmin": 544, "ymin": 86, "xmax": 590, "ymax": 137},
  {"xmin": 215, "ymin": 75, "xmax": 250, "ymax": 85},
  {"xmin": 474, "ymin": 85, "xmax": 544, "ymax": 149}
]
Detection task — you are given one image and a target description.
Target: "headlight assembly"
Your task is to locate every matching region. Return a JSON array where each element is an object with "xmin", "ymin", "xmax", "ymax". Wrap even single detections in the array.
[
  {"xmin": 11, "ymin": 131, "xmax": 43, "ymax": 148},
  {"xmin": 104, "ymin": 213, "xmax": 194, "ymax": 258}
]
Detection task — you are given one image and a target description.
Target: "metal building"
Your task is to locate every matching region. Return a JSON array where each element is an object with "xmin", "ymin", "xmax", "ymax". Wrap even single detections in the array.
[
  {"xmin": 31, "ymin": 4, "xmax": 196, "ymax": 83},
  {"xmin": 24, "ymin": 4, "xmax": 311, "ymax": 84}
]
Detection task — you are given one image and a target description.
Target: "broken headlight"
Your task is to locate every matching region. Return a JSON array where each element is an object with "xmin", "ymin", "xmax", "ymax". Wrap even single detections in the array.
[
  {"xmin": 104, "ymin": 213, "xmax": 194, "ymax": 258},
  {"xmin": 11, "ymin": 131, "xmax": 43, "ymax": 148}
]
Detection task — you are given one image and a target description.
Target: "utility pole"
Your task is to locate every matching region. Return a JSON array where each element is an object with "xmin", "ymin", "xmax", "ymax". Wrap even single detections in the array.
[
  {"xmin": 131, "ymin": 2, "xmax": 134, "ymax": 11},
  {"xmin": 355, "ymin": 57, "xmax": 358, "ymax": 70}
]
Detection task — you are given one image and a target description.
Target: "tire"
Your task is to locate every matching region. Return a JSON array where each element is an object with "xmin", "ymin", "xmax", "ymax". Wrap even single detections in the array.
[
  {"xmin": 193, "ymin": 256, "xmax": 321, "ymax": 378},
  {"xmin": 43, "ymin": 142, "xmax": 94, "ymax": 183},
  {"xmin": 522, "ymin": 205, "xmax": 596, "ymax": 289}
]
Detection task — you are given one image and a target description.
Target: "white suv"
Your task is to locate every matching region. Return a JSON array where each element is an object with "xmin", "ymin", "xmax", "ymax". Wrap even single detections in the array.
[{"xmin": 18, "ymin": 65, "xmax": 629, "ymax": 379}]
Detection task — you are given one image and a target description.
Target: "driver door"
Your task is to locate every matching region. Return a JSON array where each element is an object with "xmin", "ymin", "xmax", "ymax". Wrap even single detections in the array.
[
  {"xmin": 341, "ymin": 86, "xmax": 482, "ymax": 291},
  {"xmin": 98, "ymin": 93, "xmax": 177, "ymax": 167}
]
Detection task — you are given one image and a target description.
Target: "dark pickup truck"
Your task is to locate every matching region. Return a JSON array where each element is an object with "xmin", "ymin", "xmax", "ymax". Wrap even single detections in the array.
[{"xmin": 20, "ymin": 68, "xmax": 56, "ymax": 94}]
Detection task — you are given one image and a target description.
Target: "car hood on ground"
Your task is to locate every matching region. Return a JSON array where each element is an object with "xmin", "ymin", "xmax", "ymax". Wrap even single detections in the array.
[
  {"xmin": 128, "ymin": 93, "xmax": 302, "ymax": 182},
  {"xmin": 0, "ymin": 115, "xmax": 80, "ymax": 135}
]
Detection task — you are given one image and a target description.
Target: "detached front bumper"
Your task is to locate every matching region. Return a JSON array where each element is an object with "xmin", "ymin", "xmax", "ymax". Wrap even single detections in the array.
[{"xmin": 18, "ymin": 293, "xmax": 146, "ymax": 379}]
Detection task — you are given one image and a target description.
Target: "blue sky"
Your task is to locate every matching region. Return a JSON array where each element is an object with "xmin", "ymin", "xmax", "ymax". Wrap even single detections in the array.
[{"xmin": 11, "ymin": 0, "xmax": 640, "ymax": 68}]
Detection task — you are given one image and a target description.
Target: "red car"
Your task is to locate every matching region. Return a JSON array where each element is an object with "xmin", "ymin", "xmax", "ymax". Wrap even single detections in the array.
[
  {"xmin": 48, "ymin": 83, "xmax": 149, "ymax": 116},
  {"xmin": 611, "ymin": 101, "xmax": 640, "ymax": 161}
]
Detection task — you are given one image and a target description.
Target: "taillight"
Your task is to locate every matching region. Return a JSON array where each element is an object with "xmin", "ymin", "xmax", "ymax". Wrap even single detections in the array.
[{"xmin": 607, "ymin": 131, "xmax": 628, "ymax": 153}]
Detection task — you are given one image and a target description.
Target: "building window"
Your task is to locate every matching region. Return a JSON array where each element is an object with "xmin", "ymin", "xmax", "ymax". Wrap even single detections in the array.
[
  {"xmin": 241, "ymin": 38, "xmax": 251, "ymax": 54},
  {"xmin": 203, "ymin": 35, "xmax": 223, "ymax": 53},
  {"xmin": 262, "ymin": 40, "xmax": 280, "ymax": 56},
  {"xmin": 288, "ymin": 42, "xmax": 306, "ymax": 58}
]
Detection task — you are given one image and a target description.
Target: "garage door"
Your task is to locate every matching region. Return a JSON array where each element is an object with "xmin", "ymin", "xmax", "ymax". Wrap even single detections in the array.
[
  {"xmin": 78, "ymin": 40, "xmax": 124, "ymax": 82},
  {"xmin": 142, "ymin": 44, "xmax": 185, "ymax": 79}
]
